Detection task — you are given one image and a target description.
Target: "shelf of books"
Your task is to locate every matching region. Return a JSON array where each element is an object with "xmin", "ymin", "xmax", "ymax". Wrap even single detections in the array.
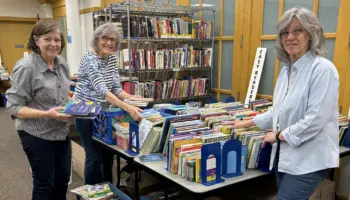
[{"xmin": 93, "ymin": 1, "xmax": 215, "ymax": 104}]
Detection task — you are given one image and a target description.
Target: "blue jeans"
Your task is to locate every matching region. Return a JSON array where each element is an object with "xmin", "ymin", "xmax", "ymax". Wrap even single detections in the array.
[
  {"xmin": 276, "ymin": 169, "xmax": 329, "ymax": 200},
  {"xmin": 18, "ymin": 130, "xmax": 71, "ymax": 200},
  {"xmin": 74, "ymin": 119, "xmax": 113, "ymax": 185}
]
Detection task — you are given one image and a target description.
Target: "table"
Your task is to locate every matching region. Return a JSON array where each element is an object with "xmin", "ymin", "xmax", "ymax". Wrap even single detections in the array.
[
  {"xmin": 134, "ymin": 146, "xmax": 350, "ymax": 200},
  {"xmin": 93, "ymin": 135, "xmax": 350, "ymax": 200},
  {"xmin": 134, "ymin": 157, "xmax": 267, "ymax": 198}
]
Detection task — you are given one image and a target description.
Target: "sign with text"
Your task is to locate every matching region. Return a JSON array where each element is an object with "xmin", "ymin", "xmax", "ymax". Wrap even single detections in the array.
[{"xmin": 244, "ymin": 48, "xmax": 267, "ymax": 106}]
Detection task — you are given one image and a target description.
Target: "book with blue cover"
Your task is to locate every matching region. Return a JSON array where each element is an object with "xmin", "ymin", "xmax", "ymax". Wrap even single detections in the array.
[
  {"xmin": 61, "ymin": 100, "xmax": 100, "ymax": 119},
  {"xmin": 64, "ymin": 100, "xmax": 97, "ymax": 116}
]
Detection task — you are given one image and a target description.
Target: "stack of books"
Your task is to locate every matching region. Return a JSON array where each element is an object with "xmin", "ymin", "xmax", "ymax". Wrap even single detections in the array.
[
  {"xmin": 61, "ymin": 100, "xmax": 101, "ymax": 119},
  {"xmin": 123, "ymin": 99, "xmax": 148, "ymax": 107}
]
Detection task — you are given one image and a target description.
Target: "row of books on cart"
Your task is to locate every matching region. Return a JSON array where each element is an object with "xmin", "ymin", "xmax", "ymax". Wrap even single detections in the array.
[
  {"xmin": 107, "ymin": 100, "xmax": 275, "ymax": 186},
  {"xmin": 111, "ymin": 100, "xmax": 350, "ymax": 187}
]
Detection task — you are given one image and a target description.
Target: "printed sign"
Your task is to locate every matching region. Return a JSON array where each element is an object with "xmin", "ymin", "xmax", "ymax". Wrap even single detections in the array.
[{"xmin": 244, "ymin": 48, "xmax": 267, "ymax": 106}]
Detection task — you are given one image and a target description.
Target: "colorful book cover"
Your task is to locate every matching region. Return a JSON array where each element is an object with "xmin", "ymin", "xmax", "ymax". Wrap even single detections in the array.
[
  {"xmin": 206, "ymin": 155, "xmax": 216, "ymax": 182},
  {"xmin": 64, "ymin": 100, "xmax": 96, "ymax": 116}
]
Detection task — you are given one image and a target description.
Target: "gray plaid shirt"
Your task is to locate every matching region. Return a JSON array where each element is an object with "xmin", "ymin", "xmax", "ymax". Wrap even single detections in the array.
[{"xmin": 6, "ymin": 53, "xmax": 71, "ymax": 141}]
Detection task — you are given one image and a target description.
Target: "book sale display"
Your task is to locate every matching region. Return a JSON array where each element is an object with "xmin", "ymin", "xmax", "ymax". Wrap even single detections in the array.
[{"xmin": 68, "ymin": 2, "xmax": 350, "ymax": 200}]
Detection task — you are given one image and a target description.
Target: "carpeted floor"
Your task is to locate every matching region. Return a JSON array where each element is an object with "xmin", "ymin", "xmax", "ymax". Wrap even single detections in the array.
[{"xmin": 0, "ymin": 107, "xmax": 84, "ymax": 199}]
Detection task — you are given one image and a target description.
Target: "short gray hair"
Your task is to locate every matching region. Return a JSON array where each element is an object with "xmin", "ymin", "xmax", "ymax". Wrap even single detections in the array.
[
  {"xmin": 91, "ymin": 23, "xmax": 120, "ymax": 53},
  {"xmin": 275, "ymin": 7, "xmax": 327, "ymax": 62}
]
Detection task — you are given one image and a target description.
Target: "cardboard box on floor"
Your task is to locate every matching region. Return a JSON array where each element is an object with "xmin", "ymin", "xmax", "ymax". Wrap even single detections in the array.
[
  {"xmin": 310, "ymin": 179, "xmax": 335, "ymax": 200},
  {"xmin": 72, "ymin": 141, "xmax": 85, "ymax": 179}
]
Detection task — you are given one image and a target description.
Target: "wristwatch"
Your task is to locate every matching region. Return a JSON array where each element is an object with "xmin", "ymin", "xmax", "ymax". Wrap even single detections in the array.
[{"xmin": 276, "ymin": 131, "xmax": 281, "ymax": 142}]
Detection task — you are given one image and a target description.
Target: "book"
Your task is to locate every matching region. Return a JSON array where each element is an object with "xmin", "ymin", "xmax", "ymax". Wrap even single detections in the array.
[
  {"xmin": 64, "ymin": 100, "xmax": 97, "ymax": 116},
  {"xmin": 123, "ymin": 99, "xmax": 148, "ymax": 107},
  {"xmin": 70, "ymin": 183, "xmax": 114, "ymax": 200},
  {"xmin": 138, "ymin": 153, "xmax": 166, "ymax": 162}
]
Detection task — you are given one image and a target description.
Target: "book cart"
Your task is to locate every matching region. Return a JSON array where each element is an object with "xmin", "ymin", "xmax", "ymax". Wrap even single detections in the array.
[{"xmin": 92, "ymin": 1, "xmax": 215, "ymax": 103}]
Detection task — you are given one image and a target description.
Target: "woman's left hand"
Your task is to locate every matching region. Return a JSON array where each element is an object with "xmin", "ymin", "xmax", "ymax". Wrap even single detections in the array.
[{"xmin": 262, "ymin": 131, "xmax": 277, "ymax": 147}]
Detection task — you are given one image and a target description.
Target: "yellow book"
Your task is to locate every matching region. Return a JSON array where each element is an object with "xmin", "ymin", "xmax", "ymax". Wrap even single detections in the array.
[{"xmin": 195, "ymin": 157, "xmax": 201, "ymax": 183}]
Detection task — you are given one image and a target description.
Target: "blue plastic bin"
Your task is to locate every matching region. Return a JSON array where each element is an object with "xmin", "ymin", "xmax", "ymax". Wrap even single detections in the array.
[{"xmin": 92, "ymin": 109, "xmax": 128, "ymax": 145}]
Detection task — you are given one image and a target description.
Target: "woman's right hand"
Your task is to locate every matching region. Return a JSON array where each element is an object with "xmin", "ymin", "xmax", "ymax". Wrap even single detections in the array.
[
  {"xmin": 47, "ymin": 107, "xmax": 72, "ymax": 121},
  {"xmin": 221, "ymin": 120, "xmax": 251, "ymax": 128},
  {"xmin": 126, "ymin": 105, "xmax": 143, "ymax": 121}
]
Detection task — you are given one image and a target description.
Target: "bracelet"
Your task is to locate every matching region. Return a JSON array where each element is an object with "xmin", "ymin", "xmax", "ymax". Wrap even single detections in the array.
[{"xmin": 276, "ymin": 131, "xmax": 281, "ymax": 142}]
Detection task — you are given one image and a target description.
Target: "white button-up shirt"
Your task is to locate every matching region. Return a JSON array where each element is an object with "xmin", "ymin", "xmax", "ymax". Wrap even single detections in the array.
[{"xmin": 253, "ymin": 51, "xmax": 339, "ymax": 175}]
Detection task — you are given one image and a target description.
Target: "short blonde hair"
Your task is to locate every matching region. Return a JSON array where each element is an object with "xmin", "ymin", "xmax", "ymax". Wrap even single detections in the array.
[
  {"xmin": 91, "ymin": 23, "xmax": 120, "ymax": 53},
  {"xmin": 275, "ymin": 7, "xmax": 327, "ymax": 62}
]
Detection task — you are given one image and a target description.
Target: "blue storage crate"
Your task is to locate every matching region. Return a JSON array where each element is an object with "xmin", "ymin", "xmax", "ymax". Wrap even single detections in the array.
[{"xmin": 92, "ymin": 109, "xmax": 128, "ymax": 145}]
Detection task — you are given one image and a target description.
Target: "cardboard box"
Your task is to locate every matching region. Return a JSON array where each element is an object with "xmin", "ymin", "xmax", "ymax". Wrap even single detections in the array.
[
  {"xmin": 72, "ymin": 141, "xmax": 85, "ymax": 179},
  {"xmin": 320, "ymin": 179, "xmax": 335, "ymax": 200},
  {"xmin": 310, "ymin": 179, "xmax": 335, "ymax": 200},
  {"xmin": 310, "ymin": 186, "xmax": 322, "ymax": 200}
]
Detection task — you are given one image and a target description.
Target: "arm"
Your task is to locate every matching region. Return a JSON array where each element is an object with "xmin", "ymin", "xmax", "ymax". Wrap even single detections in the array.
[
  {"xmin": 6, "ymin": 65, "xmax": 70, "ymax": 120},
  {"xmin": 252, "ymin": 106, "xmax": 274, "ymax": 130},
  {"xmin": 85, "ymin": 57, "xmax": 142, "ymax": 120},
  {"xmin": 281, "ymin": 63, "xmax": 339, "ymax": 148}
]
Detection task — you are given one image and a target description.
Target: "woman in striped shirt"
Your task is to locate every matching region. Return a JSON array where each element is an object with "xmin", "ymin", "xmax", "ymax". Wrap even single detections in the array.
[{"xmin": 74, "ymin": 23, "xmax": 151, "ymax": 184}]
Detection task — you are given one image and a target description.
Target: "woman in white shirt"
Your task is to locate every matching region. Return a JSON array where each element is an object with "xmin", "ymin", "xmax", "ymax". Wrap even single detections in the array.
[{"xmin": 224, "ymin": 7, "xmax": 339, "ymax": 200}]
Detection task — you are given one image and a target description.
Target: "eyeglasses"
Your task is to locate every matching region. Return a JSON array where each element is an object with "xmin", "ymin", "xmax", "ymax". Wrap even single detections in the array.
[
  {"xmin": 101, "ymin": 36, "xmax": 117, "ymax": 43},
  {"xmin": 280, "ymin": 27, "xmax": 305, "ymax": 39}
]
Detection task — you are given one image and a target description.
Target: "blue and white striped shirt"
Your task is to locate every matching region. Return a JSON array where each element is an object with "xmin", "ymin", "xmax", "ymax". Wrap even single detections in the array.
[
  {"xmin": 74, "ymin": 50, "xmax": 123, "ymax": 102},
  {"xmin": 253, "ymin": 51, "xmax": 339, "ymax": 175}
]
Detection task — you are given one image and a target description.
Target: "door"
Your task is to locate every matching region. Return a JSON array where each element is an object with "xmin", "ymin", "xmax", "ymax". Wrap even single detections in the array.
[{"xmin": 0, "ymin": 21, "xmax": 35, "ymax": 74}]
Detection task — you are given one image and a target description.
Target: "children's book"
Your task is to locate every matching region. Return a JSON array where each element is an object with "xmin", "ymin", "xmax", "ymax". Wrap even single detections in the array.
[{"xmin": 64, "ymin": 100, "xmax": 97, "ymax": 116}]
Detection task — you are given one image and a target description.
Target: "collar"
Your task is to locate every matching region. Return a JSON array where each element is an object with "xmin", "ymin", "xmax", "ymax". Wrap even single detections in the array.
[
  {"xmin": 90, "ymin": 49, "xmax": 110, "ymax": 61},
  {"xmin": 288, "ymin": 51, "xmax": 315, "ymax": 72},
  {"xmin": 34, "ymin": 52, "xmax": 63, "ymax": 73}
]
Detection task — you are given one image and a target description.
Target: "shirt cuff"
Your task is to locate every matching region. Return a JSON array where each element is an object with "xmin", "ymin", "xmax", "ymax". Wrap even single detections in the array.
[
  {"xmin": 281, "ymin": 128, "xmax": 301, "ymax": 148},
  {"xmin": 113, "ymin": 88, "xmax": 123, "ymax": 96},
  {"xmin": 6, "ymin": 105, "xmax": 24, "ymax": 118},
  {"xmin": 253, "ymin": 114, "xmax": 271, "ymax": 130}
]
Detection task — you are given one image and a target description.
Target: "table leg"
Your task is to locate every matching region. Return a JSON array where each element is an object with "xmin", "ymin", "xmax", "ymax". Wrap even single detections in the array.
[
  {"xmin": 163, "ymin": 182, "xmax": 168, "ymax": 200},
  {"xmin": 135, "ymin": 163, "xmax": 140, "ymax": 200},
  {"xmin": 117, "ymin": 154, "xmax": 121, "ymax": 188}
]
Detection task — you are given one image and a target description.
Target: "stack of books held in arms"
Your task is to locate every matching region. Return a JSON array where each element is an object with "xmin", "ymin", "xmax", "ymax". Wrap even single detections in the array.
[{"xmin": 61, "ymin": 100, "xmax": 101, "ymax": 119}]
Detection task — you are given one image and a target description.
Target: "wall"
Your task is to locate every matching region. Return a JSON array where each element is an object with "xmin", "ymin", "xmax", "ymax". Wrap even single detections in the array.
[{"xmin": 0, "ymin": 0, "xmax": 39, "ymax": 18}]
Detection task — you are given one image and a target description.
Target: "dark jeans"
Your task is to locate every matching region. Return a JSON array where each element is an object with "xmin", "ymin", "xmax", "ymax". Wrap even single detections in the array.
[
  {"xmin": 274, "ymin": 141, "xmax": 328, "ymax": 200},
  {"xmin": 74, "ymin": 118, "xmax": 113, "ymax": 185},
  {"xmin": 18, "ymin": 130, "xmax": 71, "ymax": 200},
  {"xmin": 276, "ymin": 169, "xmax": 328, "ymax": 200}
]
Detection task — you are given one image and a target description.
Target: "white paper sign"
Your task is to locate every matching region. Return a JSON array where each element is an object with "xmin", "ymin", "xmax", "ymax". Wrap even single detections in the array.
[{"xmin": 244, "ymin": 47, "xmax": 267, "ymax": 106}]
